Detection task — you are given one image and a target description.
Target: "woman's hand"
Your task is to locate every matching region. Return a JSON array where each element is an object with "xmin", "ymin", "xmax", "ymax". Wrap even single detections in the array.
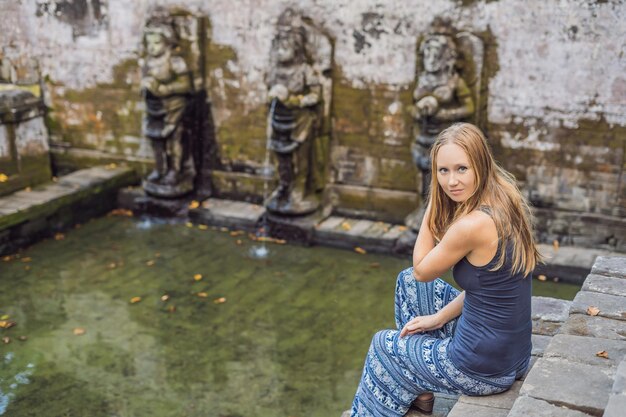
[{"xmin": 400, "ymin": 313, "xmax": 443, "ymax": 337}]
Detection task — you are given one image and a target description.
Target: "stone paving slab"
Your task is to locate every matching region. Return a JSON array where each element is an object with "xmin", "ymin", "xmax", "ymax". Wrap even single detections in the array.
[
  {"xmin": 582, "ymin": 274, "xmax": 626, "ymax": 298},
  {"xmin": 543, "ymin": 334, "xmax": 626, "ymax": 368},
  {"xmin": 531, "ymin": 296, "xmax": 572, "ymax": 335},
  {"xmin": 560, "ymin": 314, "xmax": 626, "ymax": 341},
  {"xmin": 446, "ymin": 402, "xmax": 509, "ymax": 417},
  {"xmin": 591, "ymin": 256, "xmax": 626, "ymax": 279},
  {"xmin": 507, "ymin": 396, "xmax": 593, "ymax": 417},
  {"xmin": 520, "ymin": 357, "xmax": 613, "ymax": 415},
  {"xmin": 189, "ymin": 198, "xmax": 265, "ymax": 232},
  {"xmin": 570, "ymin": 291, "xmax": 626, "ymax": 322}
]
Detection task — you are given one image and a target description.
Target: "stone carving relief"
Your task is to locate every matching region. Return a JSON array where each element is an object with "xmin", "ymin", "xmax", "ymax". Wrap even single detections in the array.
[
  {"xmin": 265, "ymin": 8, "xmax": 332, "ymax": 216},
  {"xmin": 140, "ymin": 11, "xmax": 196, "ymax": 198}
]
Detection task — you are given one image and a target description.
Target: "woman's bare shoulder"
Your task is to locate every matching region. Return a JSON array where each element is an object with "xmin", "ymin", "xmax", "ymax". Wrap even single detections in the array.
[{"xmin": 452, "ymin": 210, "xmax": 497, "ymax": 242}]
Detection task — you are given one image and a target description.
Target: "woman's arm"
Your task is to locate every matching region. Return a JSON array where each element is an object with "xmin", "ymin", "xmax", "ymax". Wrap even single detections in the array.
[
  {"xmin": 400, "ymin": 291, "xmax": 465, "ymax": 337},
  {"xmin": 412, "ymin": 204, "xmax": 435, "ymax": 268},
  {"xmin": 413, "ymin": 212, "xmax": 486, "ymax": 282}
]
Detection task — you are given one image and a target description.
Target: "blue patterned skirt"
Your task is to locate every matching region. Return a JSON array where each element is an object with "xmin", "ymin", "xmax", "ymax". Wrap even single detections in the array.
[{"xmin": 350, "ymin": 268, "xmax": 523, "ymax": 417}]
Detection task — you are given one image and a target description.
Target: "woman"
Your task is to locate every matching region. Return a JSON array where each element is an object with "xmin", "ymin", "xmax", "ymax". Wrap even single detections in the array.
[{"xmin": 350, "ymin": 123, "xmax": 541, "ymax": 417}]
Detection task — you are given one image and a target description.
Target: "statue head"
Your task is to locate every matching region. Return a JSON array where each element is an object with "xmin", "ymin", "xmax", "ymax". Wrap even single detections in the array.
[
  {"xmin": 272, "ymin": 8, "xmax": 306, "ymax": 65},
  {"xmin": 420, "ymin": 17, "xmax": 457, "ymax": 75},
  {"xmin": 143, "ymin": 10, "xmax": 178, "ymax": 58}
]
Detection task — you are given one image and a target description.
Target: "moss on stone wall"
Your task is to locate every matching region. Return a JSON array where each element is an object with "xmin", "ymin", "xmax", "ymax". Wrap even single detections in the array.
[{"xmin": 46, "ymin": 58, "xmax": 143, "ymax": 157}]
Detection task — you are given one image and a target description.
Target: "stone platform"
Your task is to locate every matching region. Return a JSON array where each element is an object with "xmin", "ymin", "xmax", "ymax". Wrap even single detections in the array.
[
  {"xmin": 0, "ymin": 165, "xmax": 137, "ymax": 256},
  {"xmin": 189, "ymin": 198, "xmax": 625, "ymax": 284}
]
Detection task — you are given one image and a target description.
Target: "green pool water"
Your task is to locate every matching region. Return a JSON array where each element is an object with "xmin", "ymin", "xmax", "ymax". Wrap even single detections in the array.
[{"xmin": 0, "ymin": 215, "xmax": 580, "ymax": 417}]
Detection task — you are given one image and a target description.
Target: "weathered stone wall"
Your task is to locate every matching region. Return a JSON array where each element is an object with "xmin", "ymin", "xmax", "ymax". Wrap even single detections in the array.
[{"xmin": 1, "ymin": 0, "xmax": 624, "ymax": 246}]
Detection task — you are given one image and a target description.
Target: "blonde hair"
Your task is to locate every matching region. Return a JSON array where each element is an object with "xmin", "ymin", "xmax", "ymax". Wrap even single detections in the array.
[{"xmin": 427, "ymin": 123, "xmax": 541, "ymax": 276}]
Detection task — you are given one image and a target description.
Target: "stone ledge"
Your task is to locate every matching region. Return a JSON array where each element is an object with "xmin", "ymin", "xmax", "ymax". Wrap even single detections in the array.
[
  {"xmin": 542, "ymin": 334, "xmax": 626, "ymax": 368},
  {"xmin": 520, "ymin": 357, "xmax": 613, "ymax": 415},
  {"xmin": 447, "ymin": 402, "xmax": 509, "ymax": 417},
  {"xmin": 602, "ymin": 394, "xmax": 626, "ymax": 417},
  {"xmin": 189, "ymin": 198, "xmax": 265, "ymax": 232},
  {"xmin": 507, "ymin": 396, "xmax": 594, "ymax": 417},
  {"xmin": 0, "ymin": 165, "xmax": 138, "ymax": 256},
  {"xmin": 582, "ymin": 274, "xmax": 626, "ymax": 298},
  {"xmin": 591, "ymin": 257, "xmax": 626, "ymax": 279},
  {"xmin": 560, "ymin": 314, "xmax": 626, "ymax": 341},
  {"xmin": 531, "ymin": 296, "xmax": 572, "ymax": 336},
  {"xmin": 570, "ymin": 291, "xmax": 626, "ymax": 322}
]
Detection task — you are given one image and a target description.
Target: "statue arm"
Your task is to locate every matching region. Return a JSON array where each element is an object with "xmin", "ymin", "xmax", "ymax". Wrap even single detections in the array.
[
  {"xmin": 156, "ymin": 57, "xmax": 193, "ymax": 96},
  {"xmin": 432, "ymin": 78, "xmax": 474, "ymax": 122}
]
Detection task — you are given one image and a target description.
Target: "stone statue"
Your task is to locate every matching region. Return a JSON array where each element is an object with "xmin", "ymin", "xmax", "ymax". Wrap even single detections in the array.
[
  {"xmin": 265, "ymin": 8, "xmax": 331, "ymax": 216},
  {"xmin": 406, "ymin": 18, "xmax": 476, "ymax": 229},
  {"xmin": 141, "ymin": 13, "xmax": 195, "ymax": 198}
]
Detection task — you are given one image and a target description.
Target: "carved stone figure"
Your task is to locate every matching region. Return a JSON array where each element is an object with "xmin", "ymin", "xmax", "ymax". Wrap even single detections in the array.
[
  {"xmin": 265, "ymin": 8, "xmax": 331, "ymax": 216},
  {"xmin": 141, "ymin": 13, "xmax": 195, "ymax": 198},
  {"xmin": 406, "ymin": 18, "xmax": 480, "ymax": 230}
]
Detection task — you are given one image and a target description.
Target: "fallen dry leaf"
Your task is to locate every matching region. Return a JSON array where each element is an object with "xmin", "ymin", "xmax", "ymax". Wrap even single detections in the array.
[
  {"xmin": 104, "ymin": 163, "xmax": 118, "ymax": 170},
  {"xmin": 219, "ymin": 227, "xmax": 229, "ymax": 232},
  {"xmin": 0, "ymin": 320, "xmax": 16, "ymax": 329},
  {"xmin": 197, "ymin": 292, "xmax": 208, "ymax": 298},
  {"xmin": 213, "ymin": 297, "xmax": 227, "ymax": 304},
  {"xmin": 354, "ymin": 247, "xmax": 367, "ymax": 255},
  {"xmin": 24, "ymin": 265, "xmax": 31, "ymax": 271},
  {"xmin": 21, "ymin": 257, "xmax": 32, "ymax": 262},
  {"xmin": 167, "ymin": 305, "xmax": 176, "ymax": 313},
  {"xmin": 24, "ymin": 187, "xmax": 31, "ymax": 192},
  {"xmin": 587, "ymin": 306, "xmax": 600, "ymax": 316},
  {"xmin": 146, "ymin": 260, "xmax": 155, "ymax": 266},
  {"xmin": 198, "ymin": 224, "xmax": 208, "ymax": 230},
  {"xmin": 161, "ymin": 294, "xmax": 170, "ymax": 302},
  {"xmin": 2, "ymin": 337, "xmax": 10, "ymax": 344},
  {"xmin": 230, "ymin": 230, "xmax": 245, "ymax": 237},
  {"xmin": 73, "ymin": 327, "xmax": 86, "ymax": 336},
  {"xmin": 341, "ymin": 222, "xmax": 352, "ymax": 231},
  {"xmin": 17, "ymin": 335, "xmax": 27, "ymax": 342},
  {"xmin": 107, "ymin": 262, "xmax": 117, "ymax": 269},
  {"xmin": 54, "ymin": 233, "xmax": 65, "ymax": 241},
  {"xmin": 369, "ymin": 262, "xmax": 381, "ymax": 268},
  {"xmin": 2, "ymin": 256, "xmax": 12, "ymax": 262},
  {"xmin": 194, "ymin": 274, "xmax": 203, "ymax": 281},
  {"xmin": 552, "ymin": 240, "xmax": 560, "ymax": 251},
  {"xmin": 154, "ymin": 252, "xmax": 161, "ymax": 258},
  {"xmin": 275, "ymin": 239, "xmax": 286, "ymax": 245},
  {"xmin": 188, "ymin": 200, "xmax": 200, "ymax": 209},
  {"xmin": 397, "ymin": 226, "xmax": 407, "ymax": 232},
  {"xmin": 0, "ymin": 173, "xmax": 8, "ymax": 183},
  {"xmin": 130, "ymin": 296, "xmax": 142, "ymax": 304},
  {"xmin": 236, "ymin": 239, "xmax": 243, "ymax": 245},
  {"xmin": 185, "ymin": 222, "xmax": 193, "ymax": 228},
  {"xmin": 596, "ymin": 350, "xmax": 609, "ymax": 359},
  {"xmin": 537, "ymin": 275, "xmax": 547, "ymax": 281},
  {"xmin": 109, "ymin": 208, "xmax": 133, "ymax": 217}
]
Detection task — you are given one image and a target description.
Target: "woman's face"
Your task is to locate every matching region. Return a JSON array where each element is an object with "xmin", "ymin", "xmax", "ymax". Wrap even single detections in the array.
[{"xmin": 435, "ymin": 143, "xmax": 476, "ymax": 203}]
